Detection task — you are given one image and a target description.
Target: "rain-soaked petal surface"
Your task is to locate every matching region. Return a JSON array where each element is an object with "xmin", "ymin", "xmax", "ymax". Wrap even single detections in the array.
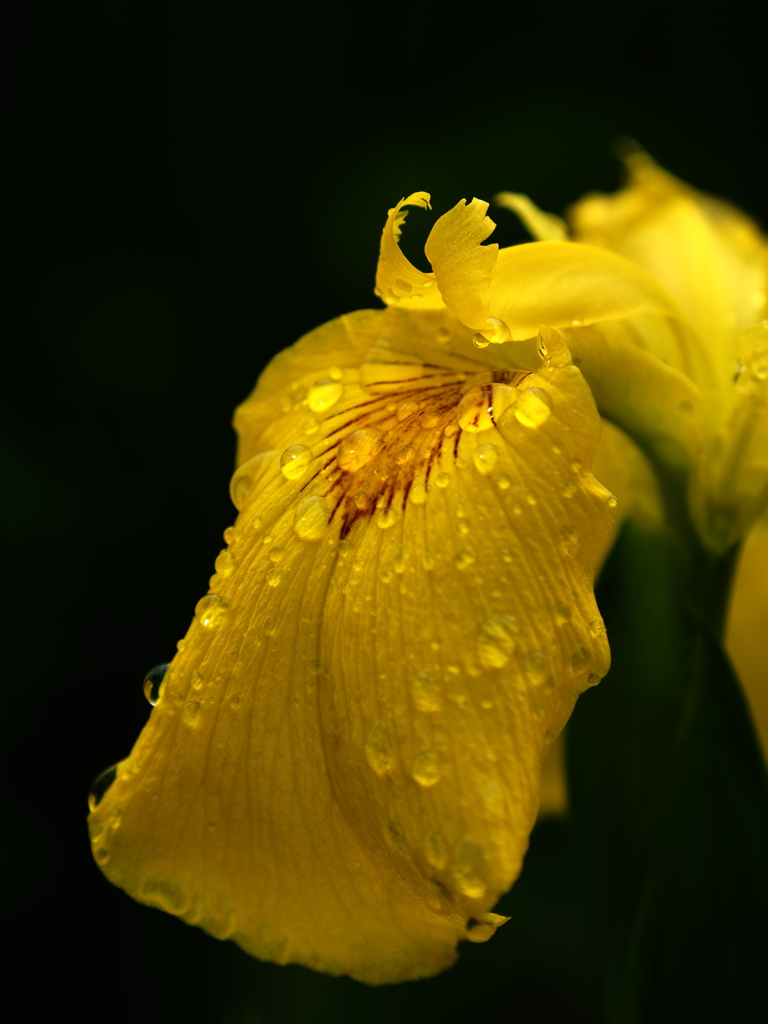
[{"xmin": 88, "ymin": 307, "xmax": 614, "ymax": 983}]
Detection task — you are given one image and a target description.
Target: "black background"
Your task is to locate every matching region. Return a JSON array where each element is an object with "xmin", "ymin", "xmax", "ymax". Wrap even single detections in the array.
[{"xmin": 4, "ymin": 3, "xmax": 766, "ymax": 1021}]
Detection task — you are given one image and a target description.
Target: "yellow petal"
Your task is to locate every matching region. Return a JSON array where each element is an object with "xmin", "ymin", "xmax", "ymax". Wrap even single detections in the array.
[
  {"xmin": 727, "ymin": 523, "xmax": 768, "ymax": 763},
  {"xmin": 569, "ymin": 148, "xmax": 768, "ymax": 396},
  {"xmin": 374, "ymin": 193, "xmax": 444, "ymax": 310},
  {"xmin": 421, "ymin": 190, "xmax": 680, "ymax": 341},
  {"xmin": 495, "ymin": 192, "xmax": 569, "ymax": 242},
  {"xmin": 89, "ymin": 306, "xmax": 614, "ymax": 983}
]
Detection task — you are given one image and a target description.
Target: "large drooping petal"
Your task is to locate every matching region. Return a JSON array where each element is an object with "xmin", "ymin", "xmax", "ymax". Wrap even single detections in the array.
[
  {"xmin": 88, "ymin": 306, "xmax": 614, "ymax": 983},
  {"xmin": 374, "ymin": 193, "xmax": 444, "ymax": 310}
]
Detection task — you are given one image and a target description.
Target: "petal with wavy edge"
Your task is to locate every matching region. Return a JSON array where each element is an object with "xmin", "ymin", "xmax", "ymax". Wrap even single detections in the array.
[
  {"xmin": 374, "ymin": 193, "xmax": 443, "ymax": 309},
  {"xmin": 569, "ymin": 149, "xmax": 768, "ymax": 397},
  {"xmin": 421, "ymin": 192, "xmax": 681, "ymax": 341},
  {"xmin": 88, "ymin": 307, "xmax": 614, "ymax": 984}
]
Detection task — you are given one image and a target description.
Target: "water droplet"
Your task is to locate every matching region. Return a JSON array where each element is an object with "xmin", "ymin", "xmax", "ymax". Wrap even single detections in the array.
[
  {"xmin": 94, "ymin": 847, "xmax": 110, "ymax": 864},
  {"xmin": 436, "ymin": 472, "xmax": 450, "ymax": 488},
  {"xmin": 195, "ymin": 594, "xmax": 230, "ymax": 628},
  {"xmin": 513, "ymin": 387, "xmax": 552, "ymax": 428},
  {"xmin": 379, "ymin": 568, "xmax": 393, "ymax": 584},
  {"xmin": 230, "ymin": 450, "xmax": 275, "ymax": 510},
  {"xmin": 562, "ymin": 481, "xmax": 577, "ymax": 498},
  {"xmin": 486, "ymin": 317, "xmax": 512, "ymax": 343},
  {"xmin": 473, "ymin": 443, "xmax": 499, "ymax": 475},
  {"xmin": 585, "ymin": 672, "xmax": 600, "ymax": 688},
  {"xmin": 376, "ymin": 507, "xmax": 399, "ymax": 529},
  {"xmin": 266, "ymin": 566, "xmax": 283, "ymax": 587},
  {"xmin": 560, "ymin": 524, "xmax": 578, "ymax": 550},
  {"xmin": 294, "ymin": 495, "xmax": 331, "ymax": 541},
  {"xmin": 455, "ymin": 544, "xmax": 476, "ymax": 569},
  {"xmin": 143, "ymin": 663, "xmax": 169, "ymax": 706},
  {"xmin": 524, "ymin": 650, "xmax": 548, "ymax": 686},
  {"xmin": 183, "ymin": 701, "xmax": 201, "ymax": 727},
  {"xmin": 365, "ymin": 721, "xmax": 392, "ymax": 775},
  {"xmin": 472, "ymin": 333, "xmax": 490, "ymax": 349},
  {"xmin": 214, "ymin": 549, "xmax": 235, "ymax": 576},
  {"xmin": 223, "ymin": 526, "xmax": 236, "ymax": 544},
  {"xmin": 458, "ymin": 520, "xmax": 470, "ymax": 535},
  {"xmin": 451, "ymin": 839, "xmax": 486, "ymax": 898},
  {"xmin": 425, "ymin": 830, "xmax": 448, "ymax": 869},
  {"xmin": 589, "ymin": 619, "xmax": 605, "ymax": 638},
  {"xmin": 412, "ymin": 750, "xmax": 442, "ymax": 787},
  {"xmin": 394, "ymin": 444, "xmax": 414, "ymax": 464},
  {"xmin": 263, "ymin": 533, "xmax": 273, "ymax": 545},
  {"xmin": 329, "ymin": 366, "xmax": 343, "ymax": 381},
  {"xmin": 497, "ymin": 473, "xmax": 511, "ymax": 490},
  {"xmin": 268, "ymin": 544, "xmax": 285, "ymax": 562},
  {"xmin": 607, "ymin": 494, "xmax": 618, "ymax": 508},
  {"xmin": 228, "ymin": 693, "xmax": 242, "ymax": 709},
  {"xmin": 410, "ymin": 483, "xmax": 427, "ymax": 505},
  {"xmin": 477, "ymin": 614, "xmax": 518, "ymax": 669},
  {"xmin": 88, "ymin": 764, "xmax": 117, "ymax": 812},
  {"xmin": 280, "ymin": 444, "xmax": 312, "ymax": 480},
  {"xmin": 307, "ymin": 378, "xmax": 343, "ymax": 412},
  {"xmin": 572, "ymin": 646, "xmax": 589, "ymax": 671},
  {"xmin": 337, "ymin": 428, "xmax": 382, "ymax": 472},
  {"xmin": 412, "ymin": 670, "xmax": 441, "ymax": 712},
  {"xmin": 555, "ymin": 601, "xmax": 572, "ymax": 624},
  {"xmin": 396, "ymin": 400, "xmax": 418, "ymax": 421}
]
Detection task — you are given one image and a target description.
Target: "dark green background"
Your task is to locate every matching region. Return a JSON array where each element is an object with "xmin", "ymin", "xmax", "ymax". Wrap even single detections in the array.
[{"xmin": 4, "ymin": 4, "xmax": 766, "ymax": 1021}]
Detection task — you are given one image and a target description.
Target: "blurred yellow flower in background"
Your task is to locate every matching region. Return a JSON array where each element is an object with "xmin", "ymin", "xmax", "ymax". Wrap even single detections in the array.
[{"xmin": 88, "ymin": 153, "xmax": 767, "ymax": 984}]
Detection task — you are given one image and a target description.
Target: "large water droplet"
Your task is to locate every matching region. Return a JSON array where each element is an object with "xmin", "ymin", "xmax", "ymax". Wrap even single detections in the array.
[
  {"xmin": 88, "ymin": 764, "xmax": 117, "ymax": 812},
  {"xmin": 513, "ymin": 387, "xmax": 552, "ymax": 428},
  {"xmin": 396, "ymin": 400, "xmax": 419, "ymax": 421},
  {"xmin": 307, "ymin": 378, "xmax": 343, "ymax": 412},
  {"xmin": 412, "ymin": 750, "xmax": 442, "ymax": 787},
  {"xmin": 477, "ymin": 614, "xmax": 518, "ymax": 669},
  {"xmin": 394, "ymin": 444, "xmax": 414, "ymax": 464},
  {"xmin": 143, "ymin": 663, "xmax": 169, "ymax": 706},
  {"xmin": 451, "ymin": 839, "xmax": 486, "ymax": 898},
  {"xmin": 435, "ymin": 472, "xmax": 450, "ymax": 488},
  {"xmin": 409, "ymin": 482, "xmax": 427, "ymax": 505},
  {"xmin": 337, "ymin": 428, "xmax": 382, "ymax": 472},
  {"xmin": 280, "ymin": 444, "xmax": 312, "ymax": 480},
  {"xmin": 473, "ymin": 443, "xmax": 499, "ymax": 475},
  {"xmin": 294, "ymin": 495, "xmax": 330, "ymax": 541},
  {"xmin": 195, "ymin": 594, "xmax": 230, "ymax": 628},
  {"xmin": 412, "ymin": 670, "xmax": 441, "ymax": 711},
  {"xmin": 365, "ymin": 722, "xmax": 392, "ymax": 775}
]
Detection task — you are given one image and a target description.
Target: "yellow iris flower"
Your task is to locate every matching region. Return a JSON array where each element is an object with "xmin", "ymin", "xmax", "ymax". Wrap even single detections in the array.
[{"xmin": 88, "ymin": 152, "xmax": 768, "ymax": 984}]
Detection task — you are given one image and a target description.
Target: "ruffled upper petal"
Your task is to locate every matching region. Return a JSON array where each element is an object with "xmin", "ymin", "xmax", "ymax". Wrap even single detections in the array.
[
  {"xmin": 374, "ymin": 193, "xmax": 444, "ymax": 309},
  {"xmin": 88, "ymin": 307, "xmax": 614, "ymax": 984}
]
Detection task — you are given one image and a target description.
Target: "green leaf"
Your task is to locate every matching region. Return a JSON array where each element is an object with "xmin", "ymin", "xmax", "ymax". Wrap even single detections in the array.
[{"xmin": 567, "ymin": 520, "xmax": 768, "ymax": 1022}]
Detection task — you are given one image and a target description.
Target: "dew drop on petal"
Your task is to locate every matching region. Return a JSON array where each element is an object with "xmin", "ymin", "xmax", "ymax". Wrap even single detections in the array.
[
  {"xmin": 182, "ymin": 701, "xmax": 201, "ymax": 727},
  {"xmin": 513, "ymin": 387, "xmax": 552, "ymax": 428},
  {"xmin": 268, "ymin": 544, "xmax": 285, "ymax": 562},
  {"xmin": 477, "ymin": 614, "xmax": 519, "ymax": 669},
  {"xmin": 473, "ymin": 443, "xmax": 499, "ymax": 475},
  {"xmin": 412, "ymin": 750, "xmax": 442, "ymax": 787},
  {"xmin": 555, "ymin": 601, "xmax": 572, "ymax": 625},
  {"xmin": 143, "ymin": 663, "xmax": 170, "ymax": 706},
  {"xmin": 589, "ymin": 619, "xmax": 605, "ymax": 638},
  {"xmin": 88, "ymin": 764, "xmax": 118, "ymax": 812},
  {"xmin": 497, "ymin": 473, "xmax": 511, "ymax": 490},
  {"xmin": 376, "ymin": 507, "xmax": 399, "ymax": 529},
  {"xmin": 412, "ymin": 670, "xmax": 441, "ymax": 712},
  {"xmin": 195, "ymin": 594, "xmax": 230, "ymax": 628},
  {"xmin": 425, "ymin": 830, "xmax": 448, "ymax": 869},
  {"xmin": 266, "ymin": 566, "xmax": 283, "ymax": 587},
  {"xmin": 365, "ymin": 721, "xmax": 392, "ymax": 775},
  {"xmin": 395, "ymin": 444, "xmax": 414, "ymax": 464},
  {"xmin": 396, "ymin": 400, "xmax": 419, "ymax": 421},
  {"xmin": 436, "ymin": 472, "xmax": 450, "ymax": 488},
  {"xmin": 214, "ymin": 549, "xmax": 235, "ymax": 576},
  {"xmin": 280, "ymin": 445, "xmax": 312, "ymax": 480},
  {"xmin": 294, "ymin": 495, "xmax": 331, "ymax": 541},
  {"xmin": 409, "ymin": 483, "xmax": 427, "ymax": 505},
  {"xmin": 524, "ymin": 650, "xmax": 548, "ymax": 686},
  {"xmin": 337, "ymin": 428, "xmax": 382, "ymax": 472},
  {"xmin": 451, "ymin": 839, "xmax": 486, "ymax": 898},
  {"xmin": 307, "ymin": 378, "xmax": 343, "ymax": 412},
  {"xmin": 455, "ymin": 544, "xmax": 476, "ymax": 569},
  {"xmin": 472, "ymin": 333, "xmax": 490, "ymax": 349}
]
